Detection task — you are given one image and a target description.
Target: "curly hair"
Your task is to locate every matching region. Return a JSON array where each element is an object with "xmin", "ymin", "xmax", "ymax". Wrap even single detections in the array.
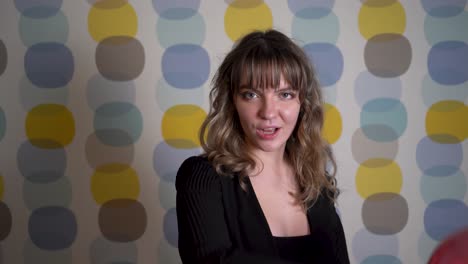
[{"xmin": 199, "ymin": 29, "xmax": 338, "ymax": 208}]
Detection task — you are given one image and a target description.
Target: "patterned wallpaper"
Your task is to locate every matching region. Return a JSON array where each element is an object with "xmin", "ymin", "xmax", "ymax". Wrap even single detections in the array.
[{"xmin": 0, "ymin": 0, "xmax": 467, "ymax": 263}]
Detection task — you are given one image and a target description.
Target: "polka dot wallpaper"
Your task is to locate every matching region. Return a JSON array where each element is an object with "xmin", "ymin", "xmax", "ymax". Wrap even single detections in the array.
[{"xmin": 0, "ymin": 1, "xmax": 466, "ymax": 263}]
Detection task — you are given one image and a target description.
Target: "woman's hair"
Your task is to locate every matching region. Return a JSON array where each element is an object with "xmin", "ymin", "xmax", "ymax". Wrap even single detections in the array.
[{"xmin": 199, "ymin": 29, "xmax": 338, "ymax": 208}]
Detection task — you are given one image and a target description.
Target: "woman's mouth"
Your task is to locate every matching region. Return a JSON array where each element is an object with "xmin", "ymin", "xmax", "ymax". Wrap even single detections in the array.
[{"xmin": 256, "ymin": 127, "xmax": 280, "ymax": 139}]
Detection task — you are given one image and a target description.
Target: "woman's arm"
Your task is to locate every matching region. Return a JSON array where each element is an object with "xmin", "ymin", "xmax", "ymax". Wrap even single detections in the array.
[{"xmin": 176, "ymin": 156, "xmax": 299, "ymax": 264}]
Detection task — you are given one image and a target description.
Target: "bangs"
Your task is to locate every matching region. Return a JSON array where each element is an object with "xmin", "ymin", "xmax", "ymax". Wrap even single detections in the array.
[{"xmin": 231, "ymin": 45, "xmax": 306, "ymax": 93}]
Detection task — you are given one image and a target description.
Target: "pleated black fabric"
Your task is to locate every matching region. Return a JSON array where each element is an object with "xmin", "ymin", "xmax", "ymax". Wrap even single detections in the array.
[{"xmin": 176, "ymin": 156, "xmax": 350, "ymax": 264}]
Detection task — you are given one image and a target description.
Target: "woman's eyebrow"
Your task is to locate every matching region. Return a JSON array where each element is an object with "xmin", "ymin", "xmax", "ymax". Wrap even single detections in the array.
[{"xmin": 274, "ymin": 86, "xmax": 293, "ymax": 92}]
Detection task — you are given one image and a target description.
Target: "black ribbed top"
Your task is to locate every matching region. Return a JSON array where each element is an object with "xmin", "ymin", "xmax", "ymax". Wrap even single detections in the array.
[{"xmin": 273, "ymin": 234, "xmax": 314, "ymax": 263}]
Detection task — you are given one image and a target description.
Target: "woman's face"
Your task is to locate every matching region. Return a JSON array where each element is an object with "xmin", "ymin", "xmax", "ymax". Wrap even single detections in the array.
[{"xmin": 234, "ymin": 76, "xmax": 300, "ymax": 155}]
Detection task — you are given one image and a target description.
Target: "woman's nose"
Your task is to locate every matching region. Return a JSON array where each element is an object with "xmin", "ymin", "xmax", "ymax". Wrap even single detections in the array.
[{"xmin": 258, "ymin": 97, "xmax": 277, "ymax": 120}]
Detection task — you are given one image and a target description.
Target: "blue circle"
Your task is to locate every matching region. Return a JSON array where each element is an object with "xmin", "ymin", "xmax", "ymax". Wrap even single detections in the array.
[
  {"xmin": 303, "ymin": 43, "xmax": 343, "ymax": 86},
  {"xmin": 25, "ymin": 42, "xmax": 74, "ymax": 88},
  {"xmin": 416, "ymin": 136, "xmax": 463, "ymax": 176},
  {"xmin": 360, "ymin": 98, "xmax": 407, "ymax": 142},
  {"xmin": 421, "ymin": 0, "xmax": 467, "ymax": 17},
  {"xmin": 14, "ymin": 0, "xmax": 63, "ymax": 18},
  {"xmin": 94, "ymin": 102, "xmax": 143, "ymax": 146},
  {"xmin": 17, "ymin": 141, "xmax": 67, "ymax": 183},
  {"xmin": 153, "ymin": 142, "xmax": 201, "ymax": 182},
  {"xmin": 424, "ymin": 199, "xmax": 468, "ymax": 241},
  {"xmin": 428, "ymin": 41, "xmax": 468, "ymax": 85},
  {"xmin": 163, "ymin": 208, "xmax": 178, "ymax": 247},
  {"xmin": 287, "ymin": 0, "xmax": 335, "ymax": 18},
  {"xmin": 29, "ymin": 206, "xmax": 77, "ymax": 250},
  {"xmin": 0, "ymin": 108, "xmax": 5, "ymax": 141},
  {"xmin": 162, "ymin": 44, "xmax": 210, "ymax": 89},
  {"xmin": 152, "ymin": 0, "xmax": 200, "ymax": 19}
]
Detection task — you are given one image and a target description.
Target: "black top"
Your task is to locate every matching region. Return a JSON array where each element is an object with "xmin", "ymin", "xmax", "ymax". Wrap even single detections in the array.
[
  {"xmin": 273, "ymin": 233, "xmax": 337, "ymax": 263},
  {"xmin": 273, "ymin": 235, "xmax": 314, "ymax": 263},
  {"xmin": 176, "ymin": 156, "xmax": 350, "ymax": 264}
]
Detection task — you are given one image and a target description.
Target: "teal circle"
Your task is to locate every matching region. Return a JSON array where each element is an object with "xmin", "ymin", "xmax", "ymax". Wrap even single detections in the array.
[
  {"xmin": 292, "ymin": 11, "xmax": 339, "ymax": 44},
  {"xmin": 94, "ymin": 102, "xmax": 143, "ymax": 146},
  {"xmin": 418, "ymin": 232, "xmax": 439, "ymax": 263},
  {"xmin": 0, "ymin": 107, "xmax": 5, "ymax": 141},
  {"xmin": 23, "ymin": 176, "xmax": 72, "ymax": 210},
  {"xmin": 361, "ymin": 255, "xmax": 402, "ymax": 264},
  {"xmin": 23, "ymin": 239, "xmax": 72, "ymax": 264},
  {"xmin": 156, "ymin": 78, "xmax": 204, "ymax": 112},
  {"xmin": 351, "ymin": 228, "xmax": 399, "ymax": 262},
  {"xmin": 361, "ymin": 98, "xmax": 407, "ymax": 142},
  {"xmin": 421, "ymin": 74, "xmax": 468, "ymax": 107},
  {"xmin": 424, "ymin": 11, "xmax": 468, "ymax": 45},
  {"xmin": 156, "ymin": 11, "xmax": 205, "ymax": 48},
  {"xmin": 158, "ymin": 239, "xmax": 181, "ymax": 264},
  {"xmin": 355, "ymin": 71, "xmax": 402, "ymax": 108},
  {"xmin": 421, "ymin": 169, "xmax": 467, "ymax": 204},
  {"xmin": 86, "ymin": 74, "xmax": 135, "ymax": 111},
  {"xmin": 158, "ymin": 180, "xmax": 176, "ymax": 210},
  {"xmin": 19, "ymin": 76, "xmax": 69, "ymax": 111},
  {"xmin": 322, "ymin": 84, "xmax": 337, "ymax": 104},
  {"xmin": 90, "ymin": 237, "xmax": 137, "ymax": 264},
  {"xmin": 19, "ymin": 10, "xmax": 68, "ymax": 47}
]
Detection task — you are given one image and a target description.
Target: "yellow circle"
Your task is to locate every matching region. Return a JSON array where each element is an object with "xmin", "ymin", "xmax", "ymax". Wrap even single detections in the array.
[
  {"xmin": 91, "ymin": 163, "xmax": 140, "ymax": 205},
  {"xmin": 25, "ymin": 104, "xmax": 75, "ymax": 148},
  {"xmin": 0, "ymin": 175, "xmax": 3, "ymax": 200},
  {"xmin": 356, "ymin": 158, "xmax": 402, "ymax": 199},
  {"xmin": 162, "ymin": 104, "xmax": 206, "ymax": 149},
  {"xmin": 322, "ymin": 103, "xmax": 342, "ymax": 144},
  {"xmin": 358, "ymin": 0, "xmax": 406, "ymax": 40},
  {"xmin": 224, "ymin": 0, "xmax": 273, "ymax": 41},
  {"xmin": 426, "ymin": 100, "xmax": 467, "ymax": 143},
  {"xmin": 88, "ymin": 0, "xmax": 137, "ymax": 42}
]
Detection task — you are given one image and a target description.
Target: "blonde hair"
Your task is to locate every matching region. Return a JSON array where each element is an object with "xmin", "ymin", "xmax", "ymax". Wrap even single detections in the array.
[{"xmin": 199, "ymin": 29, "xmax": 338, "ymax": 208}]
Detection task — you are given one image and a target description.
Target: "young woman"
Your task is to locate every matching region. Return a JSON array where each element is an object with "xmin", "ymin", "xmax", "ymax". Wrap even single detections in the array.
[{"xmin": 175, "ymin": 29, "xmax": 349, "ymax": 263}]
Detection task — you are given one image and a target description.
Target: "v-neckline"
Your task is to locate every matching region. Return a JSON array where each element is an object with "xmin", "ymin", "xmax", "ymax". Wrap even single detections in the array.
[
  {"xmin": 245, "ymin": 176, "xmax": 312, "ymax": 238},
  {"xmin": 245, "ymin": 176, "xmax": 275, "ymax": 238}
]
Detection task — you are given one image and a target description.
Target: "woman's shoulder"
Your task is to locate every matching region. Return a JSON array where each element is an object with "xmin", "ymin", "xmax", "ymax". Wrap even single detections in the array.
[{"xmin": 175, "ymin": 155, "xmax": 221, "ymax": 192}]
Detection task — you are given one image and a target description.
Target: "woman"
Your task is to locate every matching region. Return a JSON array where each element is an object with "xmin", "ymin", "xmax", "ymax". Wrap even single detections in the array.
[{"xmin": 176, "ymin": 29, "xmax": 349, "ymax": 263}]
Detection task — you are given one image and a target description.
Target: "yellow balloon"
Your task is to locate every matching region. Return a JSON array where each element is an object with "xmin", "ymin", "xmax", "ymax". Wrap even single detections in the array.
[
  {"xmin": 91, "ymin": 163, "xmax": 140, "ymax": 205},
  {"xmin": 25, "ymin": 104, "xmax": 75, "ymax": 148},
  {"xmin": 88, "ymin": 0, "xmax": 138, "ymax": 42},
  {"xmin": 426, "ymin": 100, "xmax": 467, "ymax": 143},
  {"xmin": 224, "ymin": 0, "xmax": 273, "ymax": 41},
  {"xmin": 356, "ymin": 158, "xmax": 403, "ymax": 199},
  {"xmin": 358, "ymin": 0, "xmax": 406, "ymax": 40},
  {"xmin": 322, "ymin": 103, "xmax": 342, "ymax": 144},
  {"xmin": 162, "ymin": 105, "xmax": 206, "ymax": 149}
]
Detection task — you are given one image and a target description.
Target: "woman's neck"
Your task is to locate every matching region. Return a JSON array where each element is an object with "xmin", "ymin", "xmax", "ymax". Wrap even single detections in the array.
[{"xmin": 249, "ymin": 149, "xmax": 296, "ymax": 188}]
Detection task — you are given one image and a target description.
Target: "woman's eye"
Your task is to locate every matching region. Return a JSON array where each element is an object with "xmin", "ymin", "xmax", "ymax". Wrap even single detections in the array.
[
  {"xmin": 280, "ymin": 91, "xmax": 295, "ymax": 99},
  {"xmin": 242, "ymin": 91, "xmax": 258, "ymax": 99}
]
